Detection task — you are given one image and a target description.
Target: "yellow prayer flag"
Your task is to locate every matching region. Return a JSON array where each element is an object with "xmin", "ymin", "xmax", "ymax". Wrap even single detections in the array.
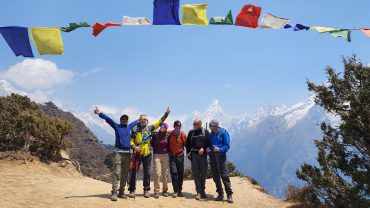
[
  {"xmin": 30, "ymin": 28, "xmax": 64, "ymax": 55},
  {"xmin": 309, "ymin": 26, "xmax": 338, "ymax": 33},
  {"xmin": 182, "ymin": 4, "xmax": 208, "ymax": 26}
]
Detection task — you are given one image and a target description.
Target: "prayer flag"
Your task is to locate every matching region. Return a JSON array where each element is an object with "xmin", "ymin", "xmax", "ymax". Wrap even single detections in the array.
[
  {"xmin": 294, "ymin": 24, "xmax": 310, "ymax": 31},
  {"xmin": 0, "ymin": 26, "xmax": 34, "ymax": 57},
  {"xmin": 182, "ymin": 4, "xmax": 209, "ymax": 26},
  {"xmin": 311, "ymin": 26, "xmax": 351, "ymax": 42},
  {"xmin": 122, "ymin": 16, "xmax": 151, "ymax": 25},
  {"xmin": 153, "ymin": 0, "xmax": 181, "ymax": 25},
  {"xmin": 61, "ymin": 22, "xmax": 90, "ymax": 32},
  {"xmin": 209, "ymin": 10, "xmax": 233, "ymax": 25},
  {"xmin": 260, "ymin": 13, "xmax": 289, "ymax": 29},
  {"xmin": 92, "ymin": 22, "xmax": 121, "ymax": 36},
  {"xmin": 30, "ymin": 27, "xmax": 64, "ymax": 55},
  {"xmin": 235, "ymin": 4, "xmax": 261, "ymax": 28}
]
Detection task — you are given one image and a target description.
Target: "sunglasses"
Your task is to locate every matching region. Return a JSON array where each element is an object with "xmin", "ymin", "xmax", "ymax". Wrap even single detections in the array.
[
  {"xmin": 121, "ymin": 118, "xmax": 128, "ymax": 121},
  {"xmin": 193, "ymin": 123, "xmax": 200, "ymax": 126},
  {"xmin": 209, "ymin": 125, "xmax": 217, "ymax": 128}
]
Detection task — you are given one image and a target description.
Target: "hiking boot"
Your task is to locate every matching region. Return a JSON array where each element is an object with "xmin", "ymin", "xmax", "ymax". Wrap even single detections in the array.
[
  {"xmin": 154, "ymin": 192, "xmax": 160, "ymax": 199},
  {"xmin": 201, "ymin": 192, "xmax": 208, "ymax": 199},
  {"xmin": 163, "ymin": 191, "xmax": 169, "ymax": 197},
  {"xmin": 128, "ymin": 191, "xmax": 135, "ymax": 198},
  {"xmin": 195, "ymin": 193, "xmax": 201, "ymax": 200},
  {"xmin": 178, "ymin": 192, "xmax": 184, "ymax": 197},
  {"xmin": 118, "ymin": 190, "xmax": 127, "ymax": 199},
  {"xmin": 172, "ymin": 192, "xmax": 178, "ymax": 198},
  {"xmin": 110, "ymin": 192, "xmax": 118, "ymax": 201},
  {"xmin": 215, "ymin": 194, "xmax": 224, "ymax": 201},
  {"xmin": 227, "ymin": 194, "xmax": 234, "ymax": 203},
  {"xmin": 144, "ymin": 191, "xmax": 150, "ymax": 198}
]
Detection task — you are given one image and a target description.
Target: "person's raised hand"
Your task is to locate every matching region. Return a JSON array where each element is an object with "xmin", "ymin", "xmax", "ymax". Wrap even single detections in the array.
[
  {"xmin": 94, "ymin": 106, "xmax": 100, "ymax": 114},
  {"xmin": 166, "ymin": 107, "xmax": 171, "ymax": 114}
]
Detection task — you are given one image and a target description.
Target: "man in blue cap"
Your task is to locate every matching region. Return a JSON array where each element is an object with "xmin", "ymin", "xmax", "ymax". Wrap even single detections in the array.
[
  {"xmin": 94, "ymin": 106, "xmax": 139, "ymax": 201},
  {"xmin": 208, "ymin": 119, "xmax": 233, "ymax": 203}
]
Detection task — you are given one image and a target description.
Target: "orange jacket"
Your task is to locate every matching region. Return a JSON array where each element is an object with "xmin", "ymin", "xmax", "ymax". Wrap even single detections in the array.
[{"xmin": 168, "ymin": 130, "xmax": 187, "ymax": 156}]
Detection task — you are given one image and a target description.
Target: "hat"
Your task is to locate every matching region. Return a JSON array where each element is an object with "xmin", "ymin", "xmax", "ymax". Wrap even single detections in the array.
[
  {"xmin": 120, "ymin": 114, "xmax": 129, "ymax": 120},
  {"xmin": 209, "ymin": 119, "xmax": 219, "ymax": 127},
  {"xmin": 174, "ymin": 120, "xmax": 182, "ymax": 127},
  {"xmin": 160, "ymin": 123, "xmax": 169, "ymax": 129}
]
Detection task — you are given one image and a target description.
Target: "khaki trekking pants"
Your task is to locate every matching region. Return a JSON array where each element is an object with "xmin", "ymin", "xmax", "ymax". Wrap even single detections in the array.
[
  {"xmin": 153, "ymin": 154, "xmax": 169, "ymax": 193},
  {"xmin": 112, "ymin": 152, "xmax": 130, "ymax": 193}
]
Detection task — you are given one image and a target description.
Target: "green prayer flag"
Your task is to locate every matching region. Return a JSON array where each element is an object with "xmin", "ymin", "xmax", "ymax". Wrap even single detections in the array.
[
  {"xmin": 209, "ymin": 10, "xmax": 233, "ymax": 25},
  {"xmin": 329, "ymin": 29, "xmax": 351, "ymax": 42},
  {"xmin": 61, "ymin": 22, "xmax": 90, "ymax": 32},
  {"xmin": 210, "ymin": 17, "xmax": 225, "ymax": 24}
]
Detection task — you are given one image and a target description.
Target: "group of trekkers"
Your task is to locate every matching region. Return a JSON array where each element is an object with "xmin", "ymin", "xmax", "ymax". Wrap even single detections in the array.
[{"xmin": 94, "ymin": 106, "xmax": 234, "ymax": 203}]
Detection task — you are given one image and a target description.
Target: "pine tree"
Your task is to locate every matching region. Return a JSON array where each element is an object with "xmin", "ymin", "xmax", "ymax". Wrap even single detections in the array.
[{"xmin": 296, "ymin": 55, "xmax": 370, "ymax": 207}]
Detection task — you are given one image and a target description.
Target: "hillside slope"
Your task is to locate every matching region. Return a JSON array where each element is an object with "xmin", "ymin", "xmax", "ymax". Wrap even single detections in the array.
[
  {"xmin": 0, "ymin": 158, "xmax": 296, "ymax": 208},
  {"xmin": 41, "ymin": 102, "xmax": 112, "ymax": 182}
]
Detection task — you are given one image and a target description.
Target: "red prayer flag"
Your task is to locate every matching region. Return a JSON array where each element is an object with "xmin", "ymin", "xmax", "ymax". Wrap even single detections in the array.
[
  {"xmin": 360, "ymin": 28, "xmax": 370, "ymax": 37},
  {"xmin": 235, "ymin": 4, "xmax": 262, "ymax": 28},
  {"xmin": 92, "ymin": 22, "xmax": 121, "ymax": 36}
]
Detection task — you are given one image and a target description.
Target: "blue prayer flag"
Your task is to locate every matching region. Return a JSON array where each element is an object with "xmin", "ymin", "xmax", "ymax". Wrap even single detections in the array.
[
  {"xmin": 0, "ymin": 26, "xmax": 34, "ymax": 57},
  {"xmin": 153, "ymin": 0, "xmax": 181, "ymax": 25},
  {"xmin": 294, "ymin": 24, "xmax": 310, "ymax": 31},
  {"xmin": 284, "ymin": 24, "xmax": 292, "ymax": 29}
]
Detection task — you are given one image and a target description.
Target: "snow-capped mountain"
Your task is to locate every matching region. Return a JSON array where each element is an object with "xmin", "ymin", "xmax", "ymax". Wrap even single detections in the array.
[
  {"xmin": 0, "ymin": 80, "xmax": 26, "ymax": 96},
  {"xmin": 0, "ymin": 79, "xmax": 338, "ymax": 198}
]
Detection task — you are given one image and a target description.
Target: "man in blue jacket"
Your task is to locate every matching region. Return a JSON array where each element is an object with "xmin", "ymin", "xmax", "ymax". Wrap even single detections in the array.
[
  {"xmin": 94, "ymin": 106, "xmax": 139, "ymax": 201},
  {"xmin": 208, "ymin": 119, "xmax": 234, "ymax": 203}
]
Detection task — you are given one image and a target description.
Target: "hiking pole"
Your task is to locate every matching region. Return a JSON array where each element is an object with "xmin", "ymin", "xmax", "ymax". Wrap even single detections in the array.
[
  {"xmin": 134, "ymin": 151, "xmax": 140, "ymax": 201},
  {"xmin": 214, "ymin": 145, "xmax": 224, "ymax": 204},
  {"xmin": 130, "ymin": 150, "xmax": 138, "ymax": 201}
]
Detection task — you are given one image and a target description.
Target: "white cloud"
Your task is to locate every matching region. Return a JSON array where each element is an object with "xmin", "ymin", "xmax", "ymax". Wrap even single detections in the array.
[
  {"xmin": 79, "ymin": 68, "xmax": 101, "ymax": 77},
  {"xmin": 27, "ymin": 90, "xmax": 52, "ymax": 103},
  {"xmin": 0, "ymin": 58, "xmax": 74, "ymax": 91}
]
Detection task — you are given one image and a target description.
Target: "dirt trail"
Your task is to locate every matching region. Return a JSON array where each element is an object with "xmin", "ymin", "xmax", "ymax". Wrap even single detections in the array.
[{"xmin": 0, "ymin": 159, "xmax": 296, "ymax": 208}]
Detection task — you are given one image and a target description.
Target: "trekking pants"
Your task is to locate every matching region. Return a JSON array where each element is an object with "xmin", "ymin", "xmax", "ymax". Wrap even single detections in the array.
[
  {"xmin": 210, "ymin": 153, "xmax": 233, "ymax": 196},
  {"xmin": 111, "ymin": 152, "xmax": 130, "ymax": 193},
  {"xmin": 153, "ymin": 154, "xmax": 169, "ymax": 193},
  {"xmin": 169, "ymin": 155, "xmax": 184, "ymax": 193},
  {"xmin": 128, "ymin": 154, "xmax": 152, "ymax": 192},
  {"xmin": 191, "ymin": 152, "xmax": 208, "ymax": 194}
]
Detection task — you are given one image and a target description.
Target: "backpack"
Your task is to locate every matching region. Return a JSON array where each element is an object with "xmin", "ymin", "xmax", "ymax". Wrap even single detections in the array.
[{"xmin": 190, "ymin": 127, "xmax": 206, "ymax": 146}]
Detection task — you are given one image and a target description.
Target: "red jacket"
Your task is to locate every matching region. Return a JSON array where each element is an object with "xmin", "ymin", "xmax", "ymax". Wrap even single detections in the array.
[{"xmin": 168, "ymin": 130, "xmax": 187, "ymax": 156}]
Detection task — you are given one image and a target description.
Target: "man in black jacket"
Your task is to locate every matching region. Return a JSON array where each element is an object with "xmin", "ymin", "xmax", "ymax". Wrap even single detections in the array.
[{"xmin": 186, "ymin": 119, "xmax": 210, "ymax": 200}]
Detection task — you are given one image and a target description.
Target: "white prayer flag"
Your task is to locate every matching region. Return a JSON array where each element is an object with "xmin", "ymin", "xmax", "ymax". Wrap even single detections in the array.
[
  {"xmin": 260, "ymin": 13, "xmax": 290, "ymax": 29},
  {"xmin": 122, "ymin": 16, "xmax": 151, "ymax": 25}
]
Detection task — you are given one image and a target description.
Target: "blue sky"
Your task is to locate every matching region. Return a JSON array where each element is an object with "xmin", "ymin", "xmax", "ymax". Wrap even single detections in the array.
[{"xmin": 0, "ymin": 0, "xmax": 369, "ymax": 115}]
